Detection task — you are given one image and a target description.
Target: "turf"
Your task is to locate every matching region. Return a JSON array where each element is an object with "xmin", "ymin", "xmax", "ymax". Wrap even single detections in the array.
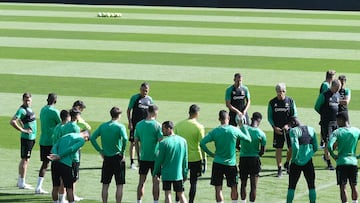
[{"xmin": 0, "ymin": 3, "xmax": 359, "ymax": 203}]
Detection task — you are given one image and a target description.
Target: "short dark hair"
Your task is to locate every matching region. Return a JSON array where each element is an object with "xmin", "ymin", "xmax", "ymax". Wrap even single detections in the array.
[
  {"xmin": 148, "ymin": 104, "xmax": 158, "ymax": 114},
  {"xmin": 234, "ymin": 73, "xmax": 242, "ymax": 78},
  {"xmin": 22, "ymin": 92, "xmax": 31, "ymax": 100},
  {"xmin": 189, "ymin": 104, "xmax": 200, "ymax": 115},
  {"xmin": 47, "ymin": 93, "xmax": 57, "ymax": 105},
  {"xmin": 338, "ymin": 75, "xmax": 346, "ymax": 81},
  {"xmin": 110, "ymin": 106, "xmax": 122, "ymax": 118},
  {"xmin": 162, "ymin": 121, "xmax": 174, "ymax": 129},
  {"xmin": 72, "ymin": 100, "xmax": 86, "ymax": 109},
  {"xmin": 140, "ymin": 82, "xmax": 149, "ymax": 88},
  {"xmin": 60, "ymin": 110, "xmax": 69, "ymax": 122},
  {"xmin": 69, "ymin": 108, "xmax": 81, "ymax": 119},
  {"xmin": 251, "ymin": 112, "xmax": 262, "ymax": 121},
  {"xmin": 289, "ymin": 116, "xmax": 300, "ymax": 128},
  {"xmin": 337, "ymin": 111, "xmax": 349, "ymax": 122},
  {"xmin": 218, "ymin": 110, "xmax": 228, "ymax": 121}
]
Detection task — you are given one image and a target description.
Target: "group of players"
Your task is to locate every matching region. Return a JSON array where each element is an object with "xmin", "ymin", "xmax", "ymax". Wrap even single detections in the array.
[{"xmin": 9, "ymin": 69, "xmax": 359, "ymax": 203}]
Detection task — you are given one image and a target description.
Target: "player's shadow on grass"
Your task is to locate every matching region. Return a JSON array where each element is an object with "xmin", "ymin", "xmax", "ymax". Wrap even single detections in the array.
[{"xmin": 0, "ymin": 193, "xmax": 49, "ymax": 202}]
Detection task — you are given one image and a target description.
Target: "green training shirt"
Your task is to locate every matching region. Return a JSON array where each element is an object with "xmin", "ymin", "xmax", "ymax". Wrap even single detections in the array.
[
  {"xmin": 240, "ymin": 125, "xmax": 266, "ymax": 157},
  {"xmin": 290, "ymin": 126, "xmax": 318, "ymax": 166},
  {"xmin": 39, "ymin": 105, "xmax": 61, "ymax": 146},
  {"xmin": 14, "ymin": 106, "xmax": 37, "ymax": 140},
  {"xmin": 200, "ymin": 125, "xmax": 251, "ymax": 166},
  {"xmin": 51, "ymin": 133, "xmax": 85, "ymax": 167},
  {"xmin": 90, "ymin": 120, "xmax": 128, "ymax": 157},
  {"xmin": 134, "ymin": 119, "xmax": 162, "ymax": 161},
  {"xmin": 52, "ymin": 123, "xmax": 66, "ymax": 145},
  {"xmin": 175, "ymin": 119, "xmax": 205, "ymax": 162},
  {"xmin": 153, "ymin": 135, "xmax": 188, "ymax": 181},
  {"xmin": 328, "ymin": 127, "xmax": 360, "ymax": 166}
]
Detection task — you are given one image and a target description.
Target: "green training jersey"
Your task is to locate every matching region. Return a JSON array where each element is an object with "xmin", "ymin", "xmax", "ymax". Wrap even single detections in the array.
[
  {"xmin": 14, "ymin": 106, "xmax": 37, "ymax": 140},
  {"xmin": 51, "ymin": 133, "xmax": 85, "ymax": 167},
  {"xmin": 90, "ymin": 120, "xmax": 128, "ymax": 157},
  {"xmin": 200, "ymin": 125, "xmax": 251, "ymax": 166},
  {"xmin": 328, "ymin": 127, "xmax": 360, "ymax": 166},
  {"xmin": 134, "ymin": 119, "xmax": 163, "ymax": 161},
  {"xmin": 175, "ymin": 119, "xmax": 205, "ymax": 162},
  {"xmin": 62, "ymin": 121, "xmax": 80, "ymax": 135},
  {"xmin": 240, "ymin": 125, "xmax": 266, "ymax": 157},
  {"xmin": 290, "ymin": 125, "xmax": 318, "ymax": 166},
  {"xmin": 319, "ymin": 81, "xmax": 330, "ymax": 94},
  {"xmin": 153, "ymin": 135, "xmax": 188, "ymax": 181},
  {"xmin": 39, "ymin": 105, "xmax": 61, "ymax": 146},
  {"xmin": 52, "ymin": 123, "xmax": 66, "ymax": 145}
]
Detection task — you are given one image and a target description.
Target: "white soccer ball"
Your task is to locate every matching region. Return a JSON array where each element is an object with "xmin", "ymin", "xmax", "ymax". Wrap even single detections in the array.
[
  {"xmin": 235, "ymin": 114, "xmax": 245, "ymax": 125},
  {"xmin": 97, "ymin": 12, "xmax": 102, "ymax": 17}
]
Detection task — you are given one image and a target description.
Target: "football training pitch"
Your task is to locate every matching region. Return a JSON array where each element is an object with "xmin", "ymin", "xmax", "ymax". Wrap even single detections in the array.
[{"xmin": 0, "ymin": 3, "xmax": 359, "ymax": 202}]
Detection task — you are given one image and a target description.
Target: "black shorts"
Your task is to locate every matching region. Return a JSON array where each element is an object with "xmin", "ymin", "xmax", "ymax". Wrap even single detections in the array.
[
  {"xmin": 40, "ymin": 145, "xmax": 52, "ymax": 162},
  {"xmin": 189, "ymin": 161, "xmax": 202, "ymax": 183},
  {"xmin": 20, "ymin": 138, "xmax": 35, "ymax": 159},
  {"xmin": 321, "ymin": 121, "xmax": 338, "ymax": 142},
  {"xmin": 272, "ymin": 130, "xmax": 291, "ymax": 149},
  {"xmin": 101, "ymin": 155, "xmax": 126, "ymax": 185},
  {"xmin": 129, "ymin": 129, "xmax": 135, "ymax": 142},
  {"xmin": 51, "ymin": 161, "xmax": 74, "ymax": 189},
  {"xmin": 288, "ymin": 159, "xmax": 315, "ymax": 189},
  {"xmin": 139, "ymin": 160, "xmax": 155, "ymax": 175},
  {"xmin": 163, "ymin": 180, "xmax": 184, "ymax": 192},
  {"xmin": 336, "ymin": 165, "xmax": 358, "ymax": 186},
  {"xmin": 239, "ymin": 157, "xmax": 261, "ymax": 180},
  {"xmin": 72, "ymin": 162, "xmax": 80, "ymax": 181},
  {"xmin": 211, "ymin": 162, "xmax": 238, "ymax": 187}
]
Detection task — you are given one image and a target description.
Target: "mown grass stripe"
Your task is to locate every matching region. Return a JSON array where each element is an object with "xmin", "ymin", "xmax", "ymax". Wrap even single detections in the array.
[
  {"xmin": 3, "ymin": 17, "xmax": 360, "ymax": 34},
  {"xmin": 1, "ymin": 47, "xmax": 359, "ymax": 73},
  {"xmin": 2, "ymin": 29, "xmax": 360, "ymax": 49},
  {"xmin": 1, "ymin": 22, "xmax": 360, "ymax": 41},
  {"xmin": 2, "ymin": 3, "xmax": 360, "ymax": 19},
  {"xmin": 1, "ymin": 37, "xmax": 359, "ymax": 60},
  {"xmin": 1, "ymin": 59, "xmax": 360, "ymax": 90},
  {"xmin": 0, "ymin": 73, "xmax": 359, "ymax": 111},
  {"xmin": 3, "ymin": 9, "xmax": 360, "ymax": 27}
]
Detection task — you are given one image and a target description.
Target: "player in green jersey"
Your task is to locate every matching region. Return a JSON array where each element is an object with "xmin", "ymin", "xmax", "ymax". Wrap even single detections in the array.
[
  {"xmin": 51, "ymin": 109, "xmax": 70, "ymax": 203},
  {"xmin": 328, "ymin": 111, "xmax": 360, "ymax": 203},
  {"xmin": 175, "ymin": 104, "xmax": 206, "ymax": 203},
  {"xmin": 134, "ymin": 105, "xmax": 163, "ymax": 203},
  {"xmin": 286, "ymin": 117, "xmax": 318, "ymax": 203},
  {"xmin": 153, "ymin": 121, "xmax": 188, "ymax": 203},
  {"xmin": 36, "ymin": 93, "xmax": 61, "ymax": 194},
  {"xmin": 90, "ymin": 106, "xmax": 128, "ymax": 203},
  {"xmin": 10, "ymin": 92, "xmax": 37, "ymax": 190},
  {"xmin": 48, "ymin": 131, "xmax": 89, "ymax": 203},
  {"xmin": 238, "ymin": 112, "xmax": 266, "ymax": 203},
  {"xmin": 200, "ymin": 110, "xmax": 251, "ymax": 203}
]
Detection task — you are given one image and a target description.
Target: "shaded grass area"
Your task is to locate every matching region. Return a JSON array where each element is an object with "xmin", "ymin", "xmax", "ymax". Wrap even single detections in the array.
[{"xmin": 1, "ymin": 47, "xmax": 360, "ymax": 73}]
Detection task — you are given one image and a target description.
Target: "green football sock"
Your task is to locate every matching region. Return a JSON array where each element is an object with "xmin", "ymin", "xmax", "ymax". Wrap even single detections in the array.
[
  {"xmin": 287, "ymin": 189, "xmax": 295, "ymax": 203},
  {"xmin": 309, "ymin": 188, "xmax": 316, "ymax": 203}
]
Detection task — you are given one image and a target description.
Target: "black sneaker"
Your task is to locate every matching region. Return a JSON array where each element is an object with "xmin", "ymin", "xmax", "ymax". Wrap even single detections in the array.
[
  {"xmin": 284, "ymin": 162, "xmax": 289, "ymax": 174},
  {"xmin": 277, "ymin": 167, "xmax": 282, "ymax": 177},
  {"xmin": 328, "ymin": 164, "xmax": 335, "ymax": 170}
]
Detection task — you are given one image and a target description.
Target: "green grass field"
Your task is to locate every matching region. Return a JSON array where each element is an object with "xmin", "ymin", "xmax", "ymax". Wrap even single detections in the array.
[{"xmin": 0, "ymin": 3, "xmax": 360, "ymax": 202}]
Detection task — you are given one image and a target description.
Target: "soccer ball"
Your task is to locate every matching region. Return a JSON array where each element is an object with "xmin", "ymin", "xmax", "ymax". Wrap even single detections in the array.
[{"xmin": 235, "ymin": 114, "xmax": 246, "ymax": 125}]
